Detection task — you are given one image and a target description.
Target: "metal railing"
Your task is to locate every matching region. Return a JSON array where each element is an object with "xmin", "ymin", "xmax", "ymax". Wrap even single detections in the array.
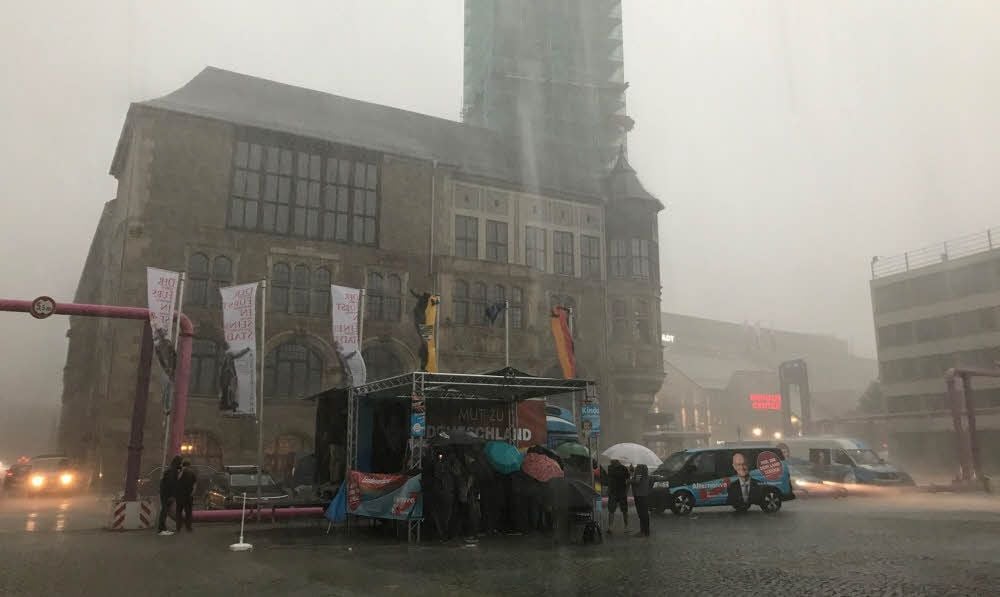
[{"xmin": 871, "ymin": 227, "xmax": 1000, "ymax": 279}]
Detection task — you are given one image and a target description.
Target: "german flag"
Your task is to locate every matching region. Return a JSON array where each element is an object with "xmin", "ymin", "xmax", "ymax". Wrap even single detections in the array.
[{"xmin": 550, "ymin": 306, "xmax": 575, "ymax": 379}]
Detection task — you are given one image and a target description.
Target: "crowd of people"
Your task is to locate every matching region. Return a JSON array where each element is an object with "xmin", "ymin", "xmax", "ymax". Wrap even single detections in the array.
[{"xmin": 420, "ymin": 443, "xmax": 591, "ymax": 544}]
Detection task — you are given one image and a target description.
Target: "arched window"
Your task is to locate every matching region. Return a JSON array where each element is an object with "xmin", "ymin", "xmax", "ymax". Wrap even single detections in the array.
[
  {"xmin": 271, "ymin": 263, "xmax": 290, "ymax": 312},
  {"xmin": 310, "ymin": 267, "xmax": 331, "ymax": 316},
  {"xmin": 292, "ymin": 264, "xmax": 310, "ymax": 314},
  {"xmin": 190, "ymin": 339, "xmax": 219, "ymax": 396},
  {"xmin": 209, "ymin": 256, "xmax": 233, "ymax": 306},
  {"xmin": 453, "ymin": 280, "xmax": 469, "ymax": 324},
  {"xmin": 187, "ymin": 253, "xmax": 210, "ymax": 305},
  {"xmin": 362, "ymin": 345, "xmax": 405, "ymax": 380},
  {"xmin": 264, "ymin": 340, "xmax": 324, "ymax": 399},
  {"xmin": 471, "ymin": 282, "xmax": 487, "ymax": 325},
  {"xmin": 366, "ymin": 271, "xmax": 402, "ymax": 322}
]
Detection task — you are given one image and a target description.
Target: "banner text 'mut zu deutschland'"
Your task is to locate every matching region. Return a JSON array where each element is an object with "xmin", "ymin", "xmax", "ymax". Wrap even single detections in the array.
[{"xmin": 425, "ymin": 400, "xmax": 546, "ymax": 448}]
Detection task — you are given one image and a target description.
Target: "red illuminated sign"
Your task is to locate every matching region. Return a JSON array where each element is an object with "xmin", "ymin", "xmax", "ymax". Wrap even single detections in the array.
[{"xmin": 750, "ymin": 394, "xmax": 782, "ymax": 411}]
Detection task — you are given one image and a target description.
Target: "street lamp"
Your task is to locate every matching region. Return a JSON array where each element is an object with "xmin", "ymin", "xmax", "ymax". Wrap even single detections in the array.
[
  {"xmin": 790, "ymin": 415, "xmax": 799, "ymax": 424},
  {"xmin": 752, "ymin": 427, "xmax": 763, "ymax": 438},
  {"xmin": 773, "ymin": 431, "xmax": 783, "ymax": 440}
]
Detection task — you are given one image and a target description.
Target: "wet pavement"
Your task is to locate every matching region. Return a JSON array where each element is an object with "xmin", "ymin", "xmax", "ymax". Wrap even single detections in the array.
[{"xmin": 0, "ymin": 492, "xmax": 998, "ymax": 596}]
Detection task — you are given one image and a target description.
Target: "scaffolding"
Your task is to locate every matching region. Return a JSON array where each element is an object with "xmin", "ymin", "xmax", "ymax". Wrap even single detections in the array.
[{"xmin": 343, "ymin": 367, "xmax": 597, "ymax": 541}]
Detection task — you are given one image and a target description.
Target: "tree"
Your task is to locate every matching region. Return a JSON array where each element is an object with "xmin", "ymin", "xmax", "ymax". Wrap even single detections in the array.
[{"xmin": 857, "ymin": 381, "xmax": 884, "ymax": 414}]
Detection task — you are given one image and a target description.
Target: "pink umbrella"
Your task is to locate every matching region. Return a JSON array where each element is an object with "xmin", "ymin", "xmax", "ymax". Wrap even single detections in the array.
[{"xmin": 522, "ymin": 452, "xmax": 565, "ymax": 483}]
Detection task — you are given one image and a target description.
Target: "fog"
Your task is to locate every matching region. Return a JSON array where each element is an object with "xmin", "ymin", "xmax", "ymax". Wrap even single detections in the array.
[{"xmin": 2, "ymin": 1, "xmax": 1000, "ymax": 455}]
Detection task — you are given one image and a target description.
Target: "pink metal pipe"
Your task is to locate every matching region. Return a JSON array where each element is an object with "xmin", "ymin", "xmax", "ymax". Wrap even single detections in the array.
[
  {"xmin": 0, "ymin": 298, "xmax": 194, "ymax": 498},
  {"xmin": 192, "ymin": 507, "xmax": 325, "ymax": 523}
]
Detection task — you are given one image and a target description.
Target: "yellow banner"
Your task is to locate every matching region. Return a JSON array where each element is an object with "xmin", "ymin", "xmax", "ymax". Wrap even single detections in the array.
[{"xmin": 424, "ymin": 295, "xmax": 439, "ymax": 373}]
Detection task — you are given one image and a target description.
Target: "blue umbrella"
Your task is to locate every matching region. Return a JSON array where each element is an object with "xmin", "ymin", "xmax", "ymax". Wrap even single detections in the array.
[
  {"xmin": 484, "ymin": 441, "xmax": 523, "ymax": 474},
  {"xmin": 546, "ymin": 415, "xmax": 576, "ymax": 434}
]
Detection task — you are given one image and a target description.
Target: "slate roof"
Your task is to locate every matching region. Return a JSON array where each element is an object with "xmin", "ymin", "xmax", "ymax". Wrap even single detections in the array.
[{"xmin": 115, "ymin": 67, "xmax": 605, "ymax": 199}]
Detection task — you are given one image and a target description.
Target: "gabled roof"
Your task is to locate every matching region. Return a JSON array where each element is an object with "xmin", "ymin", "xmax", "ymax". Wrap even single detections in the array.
[
  {"xmin": 606, "ymin": 146, "xmax": 664, "ymax": 209},
  {"xmin": 117, "ymin": 67, "xmax": 605, "ymax": 199}
]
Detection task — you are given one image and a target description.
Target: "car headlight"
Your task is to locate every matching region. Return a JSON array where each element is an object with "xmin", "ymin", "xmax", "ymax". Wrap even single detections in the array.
[
  {"xmin": 653, "ymin": 481, "xmax": 669, "ymax": 489},
  {"xmin": 30, "ymin": 475, "xmax": 45, "ymax": 488},
  {"xmin": 794, "ymin": 479, "xmax": 806, "ymax": 487},
  {"xmin": 60, "ymin": 473, "xmax": 74, "ymax": 486}
]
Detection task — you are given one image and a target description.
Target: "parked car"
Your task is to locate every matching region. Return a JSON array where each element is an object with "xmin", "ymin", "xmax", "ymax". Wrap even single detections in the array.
[
  {"xmin": 203, "ymin": 465, "xmax": 289, "ymax": 510},
  {"xmin": 649, "ymin": 446, "xmax": 795, "ymax": 515},
  {"xmin": 3, "ymin": 462, "xmax": 32, "ymax": 494},
  {"xmin": 782, "ymin": 437, "xmax": 915, "ymax": 486},
  {"xmin": 20, "ymin": 456, "xmax": 82, "ymax": 495}
]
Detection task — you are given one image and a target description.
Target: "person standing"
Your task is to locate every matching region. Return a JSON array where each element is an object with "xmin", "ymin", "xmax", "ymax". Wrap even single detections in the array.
[
  {"xmin": 630, "ymin": 464, "xmax": 651, "ymax": 537},
  {"xmin": 605, "ymin": 459, "xmax": 630, "ymax": 534},
  {"xmin": 175, "ymin": 459, "xmax": 197, "ymax": 533},
  {"xmin": 157, "ymin": 456, "xmax": 182, "ymax": 536}
]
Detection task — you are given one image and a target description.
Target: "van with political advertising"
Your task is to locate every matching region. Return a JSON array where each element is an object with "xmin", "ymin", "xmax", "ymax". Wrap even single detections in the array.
[
  {"xmin": 780, "ymin": 437, "xmax": 915, "ymax": 486},
  {"xmin": 649, "ymin": 446, "xmax": 794, "ymax": 515}
]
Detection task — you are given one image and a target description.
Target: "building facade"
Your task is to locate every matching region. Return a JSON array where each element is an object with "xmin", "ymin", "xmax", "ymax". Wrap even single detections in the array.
[
  {"xmin": 60, "ymin": 69, "xmax": 663, "ymax": 486},
  {"xmin": 647, "ymin": 312, "xmax": 877, "ymax": 456},
  {"xmin": 870, "ymin": 229, "xmax": 1000, "ymax": 473}
]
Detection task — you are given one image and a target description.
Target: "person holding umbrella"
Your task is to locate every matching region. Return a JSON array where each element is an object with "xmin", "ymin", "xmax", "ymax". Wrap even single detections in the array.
[{"xmin": 630, "ymin": 464, "xmax": 651, "ymax": 537}]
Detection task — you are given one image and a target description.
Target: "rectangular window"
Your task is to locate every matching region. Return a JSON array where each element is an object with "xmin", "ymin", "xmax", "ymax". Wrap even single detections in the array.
[
  {"xmin": 581, "ymin": 235, "xmax": 601, "ymax": 278},
  {"xmin": 610, "ymin": 239, "xmax": 628, "ymax": 278},
  {"xmin": 510, "ymin": 287, "xmax": 523, "ymax": 329},
  {"xmin": 525, "ymin": 226, "xmax": 546, "ymax": 271},
  {"xmin": 230, "ymin": 136, "xmax": 377, "ymax": 245},
  {"xmin": 455, "ymin": 215, "xmax": 479, "ymax": 259},
  {"xmin": 612, "ymin": 300, "xmax": 627, "ymax": 340},
  {"xmin": 554, "ymin": 231, "xmax": 574, "ymax": 276},
  {"xmin": 631, "ymin": 239, "xmax": 651, "ymax": 280},
  {"xmin": 486, "ymin": 220, "xmax": 509, "ymax": 263}
]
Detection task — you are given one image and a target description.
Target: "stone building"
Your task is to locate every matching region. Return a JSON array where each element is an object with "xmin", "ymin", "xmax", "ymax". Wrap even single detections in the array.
[{"xmin": 60, "ymin": 2, "xmax": 663, "ymax": 487}]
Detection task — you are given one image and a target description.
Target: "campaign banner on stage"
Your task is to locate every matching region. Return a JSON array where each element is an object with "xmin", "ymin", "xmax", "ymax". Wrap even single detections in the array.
[
  {"xmin": 331, "ymin": 285, "xmax": 366, "ymax": 387},
  {"xmin": 219, "ymin": 283, "xmax": 258, "ymax": 415},
  {"xmin": 426, "ymin": 399, "xmax": 546, "ymax": 449},
  {"xmin": 346, "ymin": 471, "xmax": 422, "ymax": 520}
]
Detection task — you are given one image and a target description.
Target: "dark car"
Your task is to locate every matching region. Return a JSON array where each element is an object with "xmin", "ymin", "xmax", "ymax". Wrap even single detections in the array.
[
  {"xmin": 203, "ymin": 466, "xmax": 289, "ymax": 510},
  {"xmin": 20, "ymin": 456, "xmax": 82, "ymax": 495},
  {"xmin": 3, "ymin": 463, "xmax": 32, "ymax": 493}
]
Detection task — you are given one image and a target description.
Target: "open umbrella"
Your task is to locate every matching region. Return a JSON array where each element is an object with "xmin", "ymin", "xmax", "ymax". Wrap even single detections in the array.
[
  {"xmin": 556, "ymin": 442, "xmax": 589, "ymax": 460},
  {"xmin": 601, "ymin": 443, "xmax": 662, "ymax": 468},
  {"xmin": 545, "ymin": 477, "xmax": 600, "ymax": 510},
  {"xmin": 522, "ymin": 452, "xmax": 565, "ymax": 483},
  {"xmin": 484, "ymin": 441, "xmax": 523, "ymax": 474},
  {"xmin": 527, "ymin": 445, "xmax": 564, "ymax": 467}
]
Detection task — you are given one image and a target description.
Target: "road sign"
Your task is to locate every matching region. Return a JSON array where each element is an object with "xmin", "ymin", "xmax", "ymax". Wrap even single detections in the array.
[
  {"xmin": 582, "ymin": 403, "xmax": 600, "ymax": 437},
  {"xmin": 29, "ymin": 296, "xmax": 56, "ymax": 319}
]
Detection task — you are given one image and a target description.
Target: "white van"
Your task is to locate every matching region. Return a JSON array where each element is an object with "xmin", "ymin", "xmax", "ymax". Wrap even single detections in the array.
[{"xmin": 780, "ymin": 437, "xmax": 914, "ymax": 485}]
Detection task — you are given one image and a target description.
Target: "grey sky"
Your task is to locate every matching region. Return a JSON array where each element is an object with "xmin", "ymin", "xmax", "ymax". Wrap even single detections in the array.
[{"xmin": 2, "ymin": 0, "xmax": 1000, "ymax": 435}]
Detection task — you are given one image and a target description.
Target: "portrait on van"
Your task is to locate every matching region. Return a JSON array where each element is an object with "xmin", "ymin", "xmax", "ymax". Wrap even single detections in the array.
[{"xmin": 727, "ymin": 452, "xmax": 762, "ymax": 511}]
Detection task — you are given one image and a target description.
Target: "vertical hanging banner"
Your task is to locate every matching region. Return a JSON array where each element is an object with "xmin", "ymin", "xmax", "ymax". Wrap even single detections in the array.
[
  {"xmin": 330, "ymin": 285, "xmax": 366, "ymax": 386},
  {"xmin": 146, "ymin": 267, "xmax": 180, "ymax": 377},
  {"xmin": 411, "ymin": 292, "xmax": 440, "ymax": 373},
  {"xmin": 550, "ymin": 306, "xmax": 576, "ymax": 379},
  {"xmin": 219, "ymin": 283, "xmax": 259, "ymax": 415}
]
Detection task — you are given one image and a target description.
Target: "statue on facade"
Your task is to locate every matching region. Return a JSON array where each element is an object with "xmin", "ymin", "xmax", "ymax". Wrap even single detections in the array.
[{"xmin": 218, "ymin": 341, "xmax": 251, "ymax": 412}]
